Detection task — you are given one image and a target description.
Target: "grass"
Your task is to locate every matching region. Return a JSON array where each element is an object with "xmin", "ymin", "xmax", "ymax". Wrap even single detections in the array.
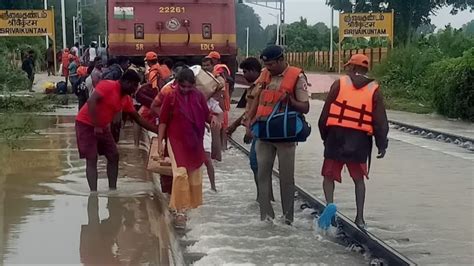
[{"xmin": 0, "ymin": 94, "xmax": 76, "ymax": 148}]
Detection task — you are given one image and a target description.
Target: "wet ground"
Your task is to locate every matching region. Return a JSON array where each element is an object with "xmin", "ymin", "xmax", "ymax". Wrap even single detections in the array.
[
  {"xmin": 0, "ymin": 115, "xmax": 173, "ymax": 265},
  {"xmin": 230, "ymin": 99, "xmax": 474, "ymax": 265},
  {"xmin": 186, "ymin": 148, "xmax": 367, "ymax": 265}
]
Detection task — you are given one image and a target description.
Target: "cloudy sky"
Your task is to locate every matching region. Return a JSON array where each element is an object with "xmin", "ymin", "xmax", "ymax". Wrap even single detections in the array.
[{"xmin": 250, "ymin": 0, "xmax": 473, "ymax": 29}]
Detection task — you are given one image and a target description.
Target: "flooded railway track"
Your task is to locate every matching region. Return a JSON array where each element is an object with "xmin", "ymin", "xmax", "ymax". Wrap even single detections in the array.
[{"xmin": 228, "ymin": 137, "xmax": 416, "ymax": 266}]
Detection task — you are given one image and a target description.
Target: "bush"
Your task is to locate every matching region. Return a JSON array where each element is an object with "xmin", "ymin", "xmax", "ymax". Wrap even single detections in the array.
[
  {"xmin": 0, "ymin": 37, "xmax": 45, "ymax": 92},
  {"xmin": 372, "ymin": 45, "xmax": 443, "ymax": 102},
  {"xmin": 424, "ymin": 48, "xmax": 474, "ymax": 121},
  {"xmin": 0, "ymin": 55, "xmax": 30, "ymax": 92}
]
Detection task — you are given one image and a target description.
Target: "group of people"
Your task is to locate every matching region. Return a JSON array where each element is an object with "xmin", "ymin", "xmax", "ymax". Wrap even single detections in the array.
[
  {"xmin": 60, "ymin": 42, "xmax": 108, "ymax": 88},
  {"xmin": 75, "ymin": 44, "xmax": 389, "ymax": 229}
]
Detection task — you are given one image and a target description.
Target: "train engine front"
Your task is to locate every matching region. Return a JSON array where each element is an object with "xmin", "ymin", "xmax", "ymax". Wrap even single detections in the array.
[{"xmin": 107, "ymin": 0, "xmax": 237, "ymax": 70}]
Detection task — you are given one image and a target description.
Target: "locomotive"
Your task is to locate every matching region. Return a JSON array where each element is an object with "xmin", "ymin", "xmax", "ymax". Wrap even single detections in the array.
[{"xmin": 107, "ymin": 0, "xmax": 237, "ymax": 71}]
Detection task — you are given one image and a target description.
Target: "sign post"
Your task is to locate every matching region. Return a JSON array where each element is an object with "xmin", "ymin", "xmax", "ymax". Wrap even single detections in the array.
[
  {"xmin": 338, "ymin": 11, "xmax": 394, "ymax": 73},
  {"xmin": 0, "ymin": 9, "xmax": 57, "ymax": 74}
]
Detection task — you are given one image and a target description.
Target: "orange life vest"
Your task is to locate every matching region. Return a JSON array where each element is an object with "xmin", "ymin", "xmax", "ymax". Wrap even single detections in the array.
[
  {"xmin": 148, "ymin": 64, "xmax": 171, "ymax": 90},
  {"xmin": 326, "ymin": 75, "xmax": 378, "ymax": 135},
  {"xmin": 77, "ymin": 66, "xmax": 88, "ymax": 77},
  {"xmin": 255, "ymin": 66, "xmax": 302, "ymax": 120},
  {"xmin": 213, "ymin": 64, "xmax": 231, "ymax": 76}
]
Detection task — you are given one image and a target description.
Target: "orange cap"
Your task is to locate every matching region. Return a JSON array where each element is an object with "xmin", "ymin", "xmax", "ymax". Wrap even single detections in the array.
[
  {"xmin": 344, "ymin": 54, "xmax": 369, "ymax": 68},
  {"xmin": 145, "ymin": 51, "xmax": 158, "ymax": 61},
  {"xmin": 206, "ymin": 51, "xmax": 221, "ymax": 60}
]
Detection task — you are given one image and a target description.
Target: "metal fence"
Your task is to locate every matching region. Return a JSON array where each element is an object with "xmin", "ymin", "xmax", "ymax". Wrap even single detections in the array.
[{"xmin": 287, "ymin": 47, "xmax": 389, "ymax": 71}]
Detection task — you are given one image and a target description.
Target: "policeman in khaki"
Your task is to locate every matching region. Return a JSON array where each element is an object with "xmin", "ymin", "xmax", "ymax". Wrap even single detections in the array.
[
  {"xmin": 319, "ymin": 54, "xmax": 389, "ymax": 228},
  {"xmin": 247, "ymin": 45, "xmax": 310, "ymax": 225}
]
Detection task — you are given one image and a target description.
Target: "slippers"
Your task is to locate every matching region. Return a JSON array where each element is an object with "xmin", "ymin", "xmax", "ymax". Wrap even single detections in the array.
[{"xmin": 318, "ymin": 203, "xmax": 337, "ymax": 230}]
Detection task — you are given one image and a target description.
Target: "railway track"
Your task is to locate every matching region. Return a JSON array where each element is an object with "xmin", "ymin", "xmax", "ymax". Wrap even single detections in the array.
[{"xmin": 228, "ymin": 137, "xmax": 416, "ymax": 266}]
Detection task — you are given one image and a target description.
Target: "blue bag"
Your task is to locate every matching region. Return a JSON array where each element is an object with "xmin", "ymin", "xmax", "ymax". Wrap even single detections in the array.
[{"xmin": 252, "ymin": 100, "xmax": 311, "ymax": 142}]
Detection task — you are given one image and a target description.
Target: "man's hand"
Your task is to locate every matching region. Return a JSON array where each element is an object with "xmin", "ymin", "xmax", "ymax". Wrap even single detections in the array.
[
  {"xmin": 94, "ymin": 127, "xmax": 103, "ymax": 135},
  {"xmin": 376, "ymin": 149, "xmax": 386, "ymax": 159},
  {"xmin": 243, "ymin": 128, "xmax": 253, "ymax": 144},
  {"xmin": 157, "ymin": 141, "xmax": 164, "ymax": 157}
]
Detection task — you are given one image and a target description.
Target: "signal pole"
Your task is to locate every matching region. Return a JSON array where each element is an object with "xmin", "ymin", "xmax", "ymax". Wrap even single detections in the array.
[
  {"xmin": 61, "ymin": 0, "xmax": 66, "ymax": 49},
  {"xmin": 44, "ymin": 0, "xmax": 49, "ymax": 48}
]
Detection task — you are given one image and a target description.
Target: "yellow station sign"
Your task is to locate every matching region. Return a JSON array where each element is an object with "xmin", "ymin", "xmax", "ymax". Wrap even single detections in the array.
[
  {"xmin": 0, "ymin": 9, "xmax": 54, "ymax": 37},
  {"xmin": 339, "ymin": 12, "xmax": 394, "ymax": 40}
]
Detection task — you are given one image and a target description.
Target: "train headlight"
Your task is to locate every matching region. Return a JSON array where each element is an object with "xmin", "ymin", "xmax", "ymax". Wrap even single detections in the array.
[
  {"xmin": 202, "ymin": 23, "xmax": 212, "ymax": 39},
  {"xmin": 134, "ymin": 23, "xmax": 144, "ymax": 39}
]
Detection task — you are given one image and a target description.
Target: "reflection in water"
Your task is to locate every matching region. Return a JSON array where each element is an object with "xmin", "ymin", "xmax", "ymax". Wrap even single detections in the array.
[
  {"xmin": 80, "ymin": 195, "xmax": 121, "ymax": 265},
  {"xmin": 0, "ymin": 115, "xmax": 170, "ymax": 264},
  {"xmin": 80, "ymin": 195, "xmax": 158, "ymax": 265}
]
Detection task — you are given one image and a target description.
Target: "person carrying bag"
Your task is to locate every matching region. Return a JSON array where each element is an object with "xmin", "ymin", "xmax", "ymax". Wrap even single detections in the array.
[{"xmin": 246, "ymin": 45, "xmax": 311, "ymax": 225}]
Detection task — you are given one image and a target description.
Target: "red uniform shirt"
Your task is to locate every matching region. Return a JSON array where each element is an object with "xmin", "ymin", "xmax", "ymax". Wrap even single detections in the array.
[{"xmin": 76, "ymin": 80, "xmax": 135, "ymax": 128}]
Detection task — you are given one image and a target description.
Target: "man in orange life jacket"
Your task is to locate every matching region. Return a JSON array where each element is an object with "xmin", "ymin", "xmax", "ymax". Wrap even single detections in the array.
[
  {"xmin": 318, "ymin": 54, "xmax": 389, "ymax": 228},
  {"xmin": 247, "ymin": 45, "xmax": 310, "ymax": 225},
  {"xmin": 207, "ymin": 51, "xmax": 234, "ymax": 150}
]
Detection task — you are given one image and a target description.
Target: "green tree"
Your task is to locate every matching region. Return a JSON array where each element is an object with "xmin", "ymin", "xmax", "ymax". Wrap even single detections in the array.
[
  {"xmin": 463, "ymin": 20, "xmax": 474, "ymax": 36},
  {"xmin": 236, "ymin": 3, "xmax": 266, "ymax": 54},
  {"xmin": 326, "ymin": 0, "xmax": 474, "ymax": 44},
  {"xmin": 263, "ymin": 24, "xmax": 278, "ymax": 46},
  {"xmin": 416, "ymin": 23, "xmax": 437, "ymax": 36}
]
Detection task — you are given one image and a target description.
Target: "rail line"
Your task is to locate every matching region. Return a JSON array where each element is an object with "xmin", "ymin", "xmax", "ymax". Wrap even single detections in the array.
[
  {"xmin": 389, "ymin": 121, "xmax": 474, "ymax": 152},
  {"xmin": 228, "ymin": 137, "xmax": 416, "ymax": 266}
]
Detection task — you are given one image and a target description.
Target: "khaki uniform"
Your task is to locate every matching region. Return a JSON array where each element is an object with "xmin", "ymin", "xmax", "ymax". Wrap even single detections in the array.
[{"xmin": 256, "ymin": 67, "xmax": 309, "ymax": 223}]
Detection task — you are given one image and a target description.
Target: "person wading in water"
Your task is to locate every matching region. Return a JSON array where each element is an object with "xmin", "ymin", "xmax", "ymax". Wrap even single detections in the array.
[
  {"xmin": 75, "ymin": 70, "xmax": 158, "ymax": 191},
  {"xmin": 318, "ymin": 54, "xmax": 389, "ymax": 228}
]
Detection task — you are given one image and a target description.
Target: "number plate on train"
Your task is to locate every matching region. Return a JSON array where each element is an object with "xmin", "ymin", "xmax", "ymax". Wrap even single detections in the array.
[{"xmin": 159, "ymin": 7, "xmax": 186, "ymax": 13}]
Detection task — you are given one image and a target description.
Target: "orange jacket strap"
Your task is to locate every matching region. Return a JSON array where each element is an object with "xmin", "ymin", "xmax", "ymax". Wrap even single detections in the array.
[{"xmin": 279, "ymin": 66, "xmax": 302, "ymax": 94}]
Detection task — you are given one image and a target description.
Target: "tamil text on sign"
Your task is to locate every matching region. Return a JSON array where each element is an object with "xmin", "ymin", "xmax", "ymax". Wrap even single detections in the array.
[
  {"xmin": 339, "ymin": 12, "xmax": 393, "ymax": 40},
  {"xmin": 0, "ymin": 10, "xmax": 54, "ymax": 37}
]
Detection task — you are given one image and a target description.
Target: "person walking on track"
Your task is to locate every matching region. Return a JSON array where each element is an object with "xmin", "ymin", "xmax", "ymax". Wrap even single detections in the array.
[
  {"xmin": 157, "ymin": 69, "xmax": 220, "ymax": 229},
  {"xmin": 75, "ymin": 70, "xmax": 158, "ymax": 192},
  {"xmin": 46, "ymin": 46, "xmax": 55, "ymax": 76},
  {"xmin": 22, "ymin": 50, "xmax": 35, "ymax": 92},
  {"xmin": 247, "ymin": 45, "xmax": 310, "ymax": 225},
  {"xmin": 227, "ymin": 57, "xmax": 274, "ymax": 202},
  {"xmin": 206, "ymin": 51, "xmax": 233, "ymax": 150},
  {"xmin": 318, "ymin": 53, "xmax": 389, "ymax": 228}
]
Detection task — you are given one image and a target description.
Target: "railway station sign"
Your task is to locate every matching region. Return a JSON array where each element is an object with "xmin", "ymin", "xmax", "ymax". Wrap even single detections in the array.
[
  {"xmin": 0, "ymin": 10, "xmax": 55, "ymax": 37},
  {"xmin": 339, "ymin": 11, "xmax": 394, "ymax": 40},
  {"xmin": 337, "ymin": 11, "xmax": 394, "ymax": 73}
]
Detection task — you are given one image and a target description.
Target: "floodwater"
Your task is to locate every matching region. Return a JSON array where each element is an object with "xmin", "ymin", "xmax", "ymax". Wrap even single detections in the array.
[
  {"xmin": 230, "ymin": 99, "xmax": 474, "ymax": 265},
  {"xmin": 0, "ymin": 115, "xmax": 173, "ymax": 265},
  {"xmin": 187, "ymin": 148, "xmax": 367, "ymax": 265}
]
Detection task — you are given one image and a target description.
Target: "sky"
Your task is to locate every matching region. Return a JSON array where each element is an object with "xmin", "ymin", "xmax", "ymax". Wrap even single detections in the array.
[{"xmin": 250, "ymin": 0, "xmax": 473, "ymax": 29}]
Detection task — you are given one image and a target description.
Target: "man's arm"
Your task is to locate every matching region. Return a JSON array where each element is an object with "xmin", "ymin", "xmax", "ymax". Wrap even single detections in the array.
[
  {"xmin": 372, "ymin": 89, "xmax": 389, "ymax": 158},
  {"xmin": 290, "ymin": 75, "xmax": 310, "ymax": 114},
  {"xmin": 318, "ymin": 81, "xmax": 340, "ymax": 141},
  {"xmin": 128, "ymin": 111, "xmax": 159, "ymax": 133},
  {"xmin": 87, "ymin": 91, "xmax": 103, "ymax": 128},
  {"xmin": 288, "ymin": 96, "xmax": 310, "ymax": 114}
]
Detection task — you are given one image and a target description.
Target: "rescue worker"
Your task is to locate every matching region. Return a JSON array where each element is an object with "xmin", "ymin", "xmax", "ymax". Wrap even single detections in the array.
[
  {"xmin": 318, "ymin": 54, "xmax": 389, "ymax": 228},
  {"xmin": 145, "ymin": 51, "xmax": 171, "ymax": 90},
  {"xmin": 206, "ymin": 51, "xmax": 233, "ymax": 150},
  {"xmin": 247, "ymin": 45, "xmax": 310, "ymax": 225},
  {"xmin": 102, "ymin": 56, "xmax": 131, "ymax": 143},
  {"xmin": 61, "ymin": 48, "xmax": 70, "ymax": 84},
  {"xmin": 227, "ymin": 57, "xmax": 274, "ymax": 201}
]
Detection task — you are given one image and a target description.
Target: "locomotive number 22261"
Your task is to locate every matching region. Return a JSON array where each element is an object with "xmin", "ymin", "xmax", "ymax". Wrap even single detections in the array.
[{"xmin": 159, "ymin": 7, "xmax": 186, "ymax": 13}]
